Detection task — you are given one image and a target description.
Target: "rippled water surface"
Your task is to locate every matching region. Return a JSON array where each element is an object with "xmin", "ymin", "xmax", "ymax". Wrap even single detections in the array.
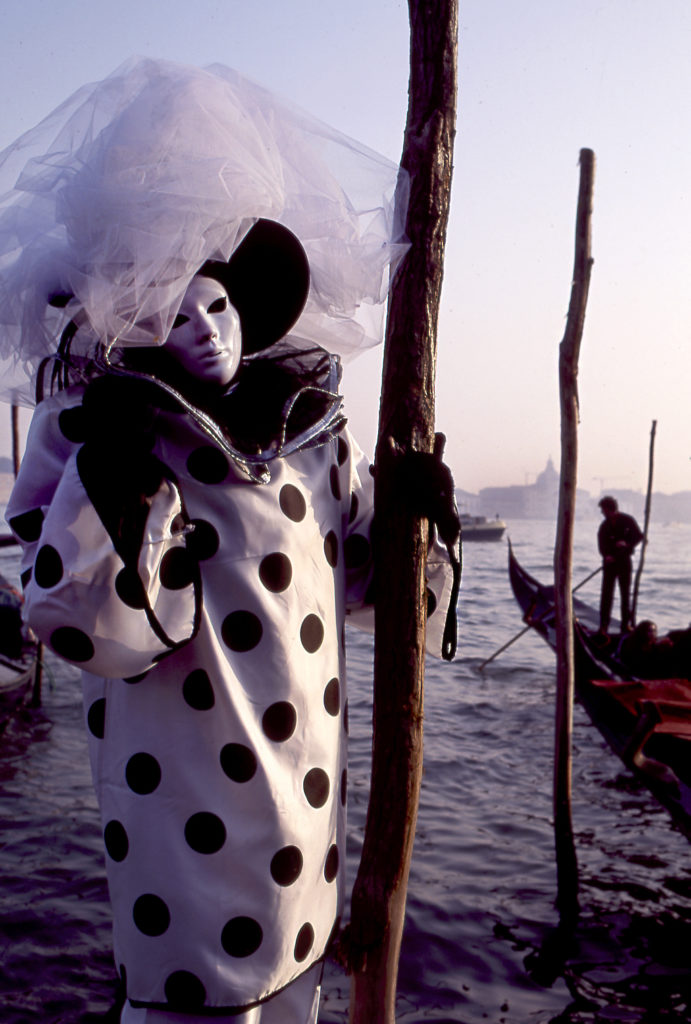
[{"xmin": 2, "ymin": 519, "xmax": 691, "ymax": 1022}]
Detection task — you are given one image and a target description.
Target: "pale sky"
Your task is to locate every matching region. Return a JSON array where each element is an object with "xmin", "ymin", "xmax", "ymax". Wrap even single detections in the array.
[{"xmin": 1, "ymin": 0, "xmax": 690, "ymax": 496}]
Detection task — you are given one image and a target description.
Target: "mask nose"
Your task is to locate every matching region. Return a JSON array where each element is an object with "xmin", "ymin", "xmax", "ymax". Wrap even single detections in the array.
[{"xmin": 194, "ymin": 311, "xmax": 218, "ymax": 343}]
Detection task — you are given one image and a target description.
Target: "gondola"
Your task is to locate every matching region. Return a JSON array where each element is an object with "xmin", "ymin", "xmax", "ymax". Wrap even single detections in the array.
[{"xmin": 508, "ymin": 541, "xmax": 691, "ymax": 840}]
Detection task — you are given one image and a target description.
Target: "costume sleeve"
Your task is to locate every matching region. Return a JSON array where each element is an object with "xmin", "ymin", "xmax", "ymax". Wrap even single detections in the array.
[
  {"xmin": 334, "ymin": 428, "xmax": 456, "ymax": 660},
  {"xmin": 7, "ymin": 395, "xmax": 199, "ymax": 679}
]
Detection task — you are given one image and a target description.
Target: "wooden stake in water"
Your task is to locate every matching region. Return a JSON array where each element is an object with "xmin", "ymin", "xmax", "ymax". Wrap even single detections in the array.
[
  {"xmin": 631, "ymin": 419, "xmax": 657, "ymax": 626},
  {"xmin": 347, "ymin": 1, "xmax": 458, "ymax": 1020},
  {"xmin": 554, "ymin": 148, "xmax": 595, "ymax": 923}
]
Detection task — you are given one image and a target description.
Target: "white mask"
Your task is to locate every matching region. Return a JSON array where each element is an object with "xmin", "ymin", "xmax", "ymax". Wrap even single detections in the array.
[{"xmin": 165, "ymin": 276, "xmax": 242, "ymax": 387}]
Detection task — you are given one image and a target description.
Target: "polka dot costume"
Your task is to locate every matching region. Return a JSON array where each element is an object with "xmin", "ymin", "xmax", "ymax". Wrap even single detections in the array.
[{"xmin": 7, "ymin": 387, "xmax": 454, "ymax": 1014}]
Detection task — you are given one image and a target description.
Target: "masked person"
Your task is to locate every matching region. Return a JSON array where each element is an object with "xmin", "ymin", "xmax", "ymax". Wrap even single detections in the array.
[{"xmin": 1, "ymin": 61, "xmax": 459, "ymax": 1023}]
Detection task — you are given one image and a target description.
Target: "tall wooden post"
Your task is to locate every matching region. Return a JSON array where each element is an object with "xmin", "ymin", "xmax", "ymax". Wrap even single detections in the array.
[
  {"xmin": 553, "ymin": 149, "xmax": 595, "ymax": 923},
  {"xmin": 631, "ymin": 419, "xmax": 656, "ymax": 625},
  {"xmin": 347, "ymin": 1, "xmax": 458, "ymax": 1020},
  {"xmin": 11, "ymin": 404, "xmax": 20, "ymax": 480}
]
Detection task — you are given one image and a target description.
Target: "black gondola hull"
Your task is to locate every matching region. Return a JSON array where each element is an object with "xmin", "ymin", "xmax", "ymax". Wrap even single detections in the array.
[{"xmin": 508, "ymin": 542, "xmax": 691, "ymax": 840}]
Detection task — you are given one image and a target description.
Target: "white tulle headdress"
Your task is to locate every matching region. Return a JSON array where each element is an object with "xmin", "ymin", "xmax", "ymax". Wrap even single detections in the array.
[{"xmin": 0, "ymin": 57, "xmax": 409, "ymax": 405}]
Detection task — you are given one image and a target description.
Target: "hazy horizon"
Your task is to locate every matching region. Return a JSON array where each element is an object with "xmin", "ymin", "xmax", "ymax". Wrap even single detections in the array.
[{"xmin": 0, "ymin": 1, "xmax": 689, "ymax": 499}]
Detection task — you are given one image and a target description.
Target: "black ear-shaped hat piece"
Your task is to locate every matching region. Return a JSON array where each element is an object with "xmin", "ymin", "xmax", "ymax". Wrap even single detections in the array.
[{"xmin": 200, "ymin": 219, "xmax": 310, "ymax": 355}]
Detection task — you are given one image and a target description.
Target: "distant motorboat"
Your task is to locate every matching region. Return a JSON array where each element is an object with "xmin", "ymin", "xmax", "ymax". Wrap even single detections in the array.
[{"xmin": 460, "ymin": 514, "xmax": 506, "ymax": 542}]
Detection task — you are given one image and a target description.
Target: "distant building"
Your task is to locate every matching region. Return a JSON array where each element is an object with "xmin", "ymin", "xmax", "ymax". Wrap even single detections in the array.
[
  {"xmin": 477, "ymin": 457, "xmax": 591, "ymax": 519},
  {"xmin": 589, "ymin": 489, "xmax": 691, "ymax": 524},
  {"xmin": 452, "ymin": 456, "xmax": 691, "ymax": 523},
  {"xmin": 456, "ymin": 488, "xmax": 482, "ymax": 515}
]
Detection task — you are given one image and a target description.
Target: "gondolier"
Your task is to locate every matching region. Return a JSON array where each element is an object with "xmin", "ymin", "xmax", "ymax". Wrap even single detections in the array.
[{"xmin": 597, "ymin": 495, "xmax": 643, "ymax": 635}]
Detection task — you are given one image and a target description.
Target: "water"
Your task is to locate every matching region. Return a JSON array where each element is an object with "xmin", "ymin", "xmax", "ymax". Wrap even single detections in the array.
[{"xmin": 2, "ymin": 519, "xmax": 691, "ymax": 1023}]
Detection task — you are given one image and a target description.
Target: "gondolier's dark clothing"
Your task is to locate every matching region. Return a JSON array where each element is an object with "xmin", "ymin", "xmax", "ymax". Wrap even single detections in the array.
[{"xmin": 597, "ymin": 512, "xmax": 643, "ymax": 632}]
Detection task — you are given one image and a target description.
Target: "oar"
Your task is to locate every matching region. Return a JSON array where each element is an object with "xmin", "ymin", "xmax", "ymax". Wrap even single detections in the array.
[{"xmin": 478, "ymin": 564, "xmax": 601, "ymax": 672}]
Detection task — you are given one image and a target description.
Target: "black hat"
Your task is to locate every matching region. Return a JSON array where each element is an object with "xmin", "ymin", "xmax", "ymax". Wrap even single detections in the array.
[{"xmin": 199, "ymin": 219, "xmax": 310, "ymax": 355}]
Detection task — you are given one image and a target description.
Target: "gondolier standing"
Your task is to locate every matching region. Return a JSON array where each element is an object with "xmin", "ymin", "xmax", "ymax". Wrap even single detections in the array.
[{"xmin": 597, "ymin": 495, "xmax": 643, "ymax": 635}]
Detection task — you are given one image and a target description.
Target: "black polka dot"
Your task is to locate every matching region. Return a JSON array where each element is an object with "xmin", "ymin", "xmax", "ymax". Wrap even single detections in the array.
[
  {"xmin": 160, "ymin": 547, "xmax": 196, "ymax": 590},
  {"xmin": 337, "ymin": 435, "xmax": 349, "ymax": 466},
  {"xmin": 427, "ymin": 587, "xmax": 438, "ymax": 616},
  {"xmin": 279, "ymin": 484, "xmax": 306, "ymax": 522},
  {"xmin": 184, "ymin": 812, "xmax": 227, "ymax": 854},
  {"xmin": 104, "ymin": 820, "xmax": 129, "ymax": 862},
  {"xmin": 303, "ymin": 768, "xmax": 330, "ymax": 808},
  {"xmin": 164, "ymin": 970, "xmax": 207, "ymax": 1010},
  {"xmin": 348, "ymin": 493, "xmax": 359, "ymax": 524},
  {"xmin": 323, "ymin": 678, "xmax": 340, "ymax": 716},
  {"xmin": 34, "ymin": 545, "xmax": 63, "ymax": 588},
  {"xmin": 221, "ymin": 917, "xmax": 263, "ymax": 958},
  {"xmin": 124, "ymin": 670, "xmax": 149, "ymax": 684},
  {"xmin": 324, "ymin": 844, "xmax": 339, "ymax": 883},
  {"xmin": 341, "ymin": 768, "xmax": 347, "ymax": 805},
  {"xmin": 9, "ymin": 508, "xmax": 44, "ymax": 543},
  {"xmin": 133, "ymin": 894, "xmax": 170, "ymax": 936},
  {"xmin": 323, "ymin": 531, "xmax": 338, "ymax": 568},
  {"xmin": 87, "ymin": 697, "xmax": 106, "ymax": 739},
  {"xmin": 126, "ymin": 752, "xmax": 161, "ymax": 794},
  {"xmin": 50, "ymin": 626, "xmax": 94, "ymax": 663},
  {"xmin": 183, "ymin": 669, "xmax": 215, "ymax": 710},
  {"xmin": 186, "ymin": 519, "xmax": 219, "ymax": 561},
  {"xmin": 294, "ymin": 923, "xmax": 314, "ymax": 962},
  {"xmin": 300, "ymin": 614, "xmax": 324, "ymax": 653},
  {"xmin": 187, "ymin": 446, "xmax": 229, "ymax": 484},
  {"xmin": 344, "ymin": 534, "xmax": 371, "ymax": 569},
  {"xmin": 262, "ymin": 702, "xmax": 297, "ymax": 742},
  {"xmin": 20, "ymin": 568, "xmax": 32, "ymax": 589},
  {"xmin": 222, "ymin": 610, "xmax": 263, "ymax": 652},
  {"xmin": 220, "ymin": 743, "xmax": 257, "ymax": 783},
  {"xmin": 329, "ymin": 465, "xmax": 341, "ymax": 501},
  {"xmin": 270, "ymin": 845, "xmax": 303, "ymax": 886},
  {"xmin": 115, "ymin": 566, "xmax": 147, "ymax": 609},
  {"xmin": 259, "ymin": 553, "xmax": 292, "ymax": 593},
  {"xmin": 58, "ymin": 405, "xmax": 87, "ymax": 443}
]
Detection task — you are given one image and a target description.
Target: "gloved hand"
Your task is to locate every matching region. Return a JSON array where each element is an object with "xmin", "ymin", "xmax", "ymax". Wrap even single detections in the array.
[
  {"xmin": 76, "ymin": 373, "xmax": 169, "ymax": 563},
  {"xmin": 393, "ymin": 435, "xmax": 460, "ymax": 549},
  {"xmin": 379, "ymin": 433, "xmax": 461, "ymax": 661}
]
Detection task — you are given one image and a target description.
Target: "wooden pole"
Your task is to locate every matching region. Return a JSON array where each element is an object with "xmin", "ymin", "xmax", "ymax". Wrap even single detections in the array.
[
  {"xmin": 11, "ymin": 404, "xmax": 20, "ymax": 480},
  {"xmin": 9, "ymin": 402, "xmax": 43, "ymax": 705},
  {"xmin": 553, "ymin": 148, "xmax": 595, "ymax": 924},
  {"xmin": 631, "ymin": 419, "xmax": 656, "ymax": 625},
  {"xmin": 347, "ymin": 2, "xmax": 457, "ymax": 1020}
]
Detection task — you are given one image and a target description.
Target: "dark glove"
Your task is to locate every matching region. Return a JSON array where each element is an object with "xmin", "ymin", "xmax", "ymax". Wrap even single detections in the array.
[
  {"xmin": 391, "ymin": 434, "xmax": 461, "ymax": 661},
  {"xmin": 394, "ymin": 440, "xmax": 460, "ymax": 549},
  {"xmin": 77, "ymin": 373, "xmax": 168, "ymax": 563}
]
